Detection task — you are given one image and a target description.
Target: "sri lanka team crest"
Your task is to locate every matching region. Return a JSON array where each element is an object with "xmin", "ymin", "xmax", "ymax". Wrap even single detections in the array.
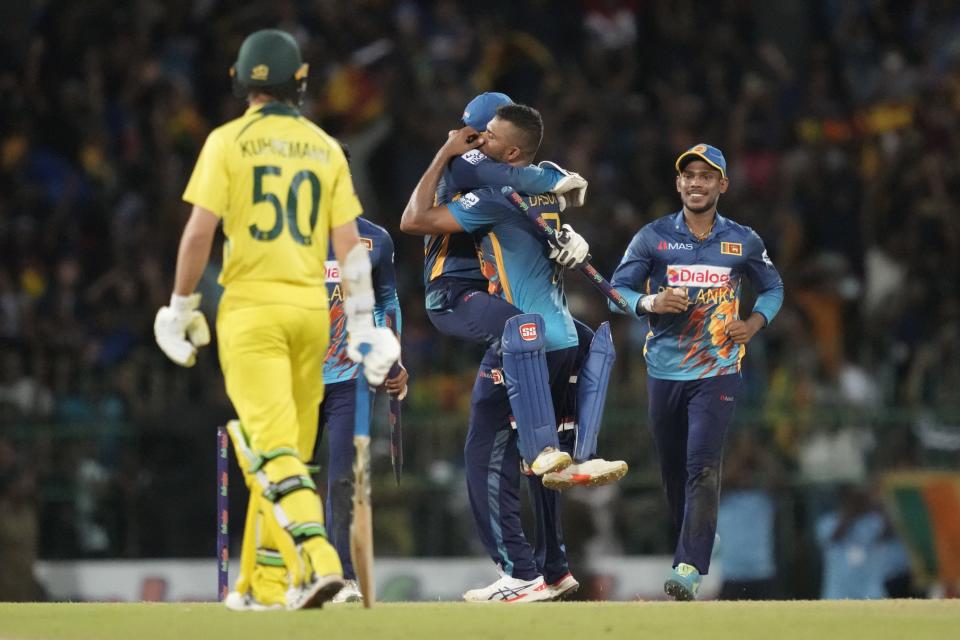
[{"xmin": 720, "ymin": 242, "xmax": 742, "ymax": 256}]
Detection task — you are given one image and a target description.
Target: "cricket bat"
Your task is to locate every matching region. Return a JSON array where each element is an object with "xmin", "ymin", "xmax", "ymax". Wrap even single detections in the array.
[
  {"xmin": 501, "ymin": 186, "xmax": 632, "ymax": 313},
  {"xmin": 351, "ymin": 357, "xmax": 375, "ymax": 608}
]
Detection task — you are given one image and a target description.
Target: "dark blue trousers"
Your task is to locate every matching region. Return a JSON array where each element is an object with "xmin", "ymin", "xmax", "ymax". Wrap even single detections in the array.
[
  {"xmin": 427, "ymin": 280, "xmax": 520, "ymax": 347},
  {"xmin": 465, "ymin": 344, "xmax": 577, "ymax": 582},
  {"xmin": 647, "ymin": 373, "xmax": 742, "ymax": 574},
  {"xmin": 317, "ymin": 378, "xmax": 359, "ymax": 580}
]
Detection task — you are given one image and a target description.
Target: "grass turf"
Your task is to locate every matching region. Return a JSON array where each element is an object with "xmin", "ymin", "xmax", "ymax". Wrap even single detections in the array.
[{"xmin": 0, "ymin": 600, "xmax": 958, "ymax": 640}]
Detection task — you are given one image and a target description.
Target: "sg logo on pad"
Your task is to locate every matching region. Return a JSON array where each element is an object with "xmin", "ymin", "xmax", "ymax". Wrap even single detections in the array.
[{"xmin": 519, "ymin": 323, "xmax": 538, "ymax": 341}]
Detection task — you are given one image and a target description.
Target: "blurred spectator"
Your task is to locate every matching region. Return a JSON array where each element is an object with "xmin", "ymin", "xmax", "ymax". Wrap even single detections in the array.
[
  {"xmin": 716, "ymin": 429, "xmax": 782, "ymax": 600},
  {"xmin": 815, "ymin": 485, "xmax": 912, "ymax": 599},
  {"xmin": 0, "ymin": 435, "xmax": 42, "ymax": 601}
]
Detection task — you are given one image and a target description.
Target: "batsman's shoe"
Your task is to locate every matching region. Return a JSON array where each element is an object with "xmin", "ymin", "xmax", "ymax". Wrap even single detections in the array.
[
  {"xmin": 664, "ymin": 562, "xmax": 702, "ymax": 601},
  {"xmin": 223, "ymin": 590, "xmax": 284, "ymax": 612},
  {"xmin": 546, "ymin": 572, "xmax": 580, "ymax": 600},
  {"xmin": 331, "ymin": 579, "xmax": 363, "ymax": 604},
  {"xmin": 286, "ymin": 573, "xmax": 344, "ymax": 610},
  {"xmin": 542, "ymin": 458, "xmax": 628, "ymax": 490},
  {"xmin": 530, "ymin": 447, "xmax": 573, "ymax": 476},
  {"xmin": 463, "ymin": 575, "xmax": 552, "ymax": 603}
]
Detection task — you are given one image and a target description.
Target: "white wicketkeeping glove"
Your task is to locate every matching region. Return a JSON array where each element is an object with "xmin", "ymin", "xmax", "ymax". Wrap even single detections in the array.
[
  {"xmin": 540, "ymin": 160, "xmax": 588, "ymax": 210},
  {"xmin": 549, "ymin": 224, "xmax": 590, "ymax": 269},
  {"xmin": 347, "ymin": 327, "xmax": 401, "ymax": 386},
  {"xmin": 154, "ymin": 293, "xmax": 211, "ymax": 367}
]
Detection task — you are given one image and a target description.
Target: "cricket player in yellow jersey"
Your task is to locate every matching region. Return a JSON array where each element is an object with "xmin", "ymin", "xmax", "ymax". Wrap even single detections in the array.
[{"xmin": 154, "ymin": 29, "xmax": 400, "ymax": 611}]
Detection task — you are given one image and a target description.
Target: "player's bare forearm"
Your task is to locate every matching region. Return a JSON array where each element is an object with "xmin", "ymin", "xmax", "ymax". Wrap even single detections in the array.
[
  {"xmin": 400, "ymin": 152, "xmax": 457, "ymax": 235},
  {"xmin": 401, "ymin": 127, "xmax": 482, "ymax": 235},
  {"xmin": 172, "ymin": 205, "xmax": 219, "ymax": 296}
]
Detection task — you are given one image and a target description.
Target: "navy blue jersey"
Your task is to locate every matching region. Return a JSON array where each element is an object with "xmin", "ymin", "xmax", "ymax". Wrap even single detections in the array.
[
  {"xmin": 448, "ymin": 188, "xmax": 576, "ymax": 352},
  {"xmin": 423, "ymin": 150, "xmax": 563, "ymax": 310},
  {"xmin": 324, "ymin": 217, "xmax": 401, "ymax": 383},
  {"xmin": 611, "ymin": 211, "xmax": 784, "ymax": 380}
]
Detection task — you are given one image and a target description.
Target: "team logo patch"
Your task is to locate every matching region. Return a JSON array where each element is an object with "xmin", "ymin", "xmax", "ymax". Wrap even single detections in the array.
[
  {"xmin": 692, "ymin": 144, "xmax": 708, "ymax": 153},
  {"xmin": 360, "ymin": 237, "xmax": 373, "ymax": 251},
  {"xmin": 462, "ymin": 149, "xmax": 486, "ymax": 165},
  {"xmin": 324, "ymin": 260, "xmax": 340, "ymax": 283},
  {"xmin": 666, "ymin": 264, "xmax": 732, "ymax": 288},
  {"xmin": 720, "ymin": 242, "xmax": 742, "ymax": 256},
  {"xmin": 519, "ymin": 323, "xmax": 538, "ymax": 341},
  {"xmin": 460, "ymin": 149, "xmax": 487, "ymax": 164},
  {"xmin": 251, "ymin": 64, "xmax": 269, "ymax": 81},
  {"xmin": 460, "ymin": 192, "xmax": 480, "ymax": 209},
  {"xmin": 491, "ymin": 369, "xmax": 504, "ymax": 385}
]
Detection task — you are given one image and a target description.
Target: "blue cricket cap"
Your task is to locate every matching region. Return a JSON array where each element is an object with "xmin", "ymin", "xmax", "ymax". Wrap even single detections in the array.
[
  {"xmin": 462, "ymin": 92, "xmax": 513, "ymax": 131},
  {"xmin": 675, "ymin": 143, "xmax": 727, "ymax": 179}
]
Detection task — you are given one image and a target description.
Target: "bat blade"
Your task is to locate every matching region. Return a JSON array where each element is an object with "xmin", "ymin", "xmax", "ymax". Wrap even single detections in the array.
[
  {"xmin": 350, "ymin": 434, "xmax": 375, "ymax": 608},
  {"xmin": 351, "ymin": 361, "xmax": 375, "ymax": 608}
]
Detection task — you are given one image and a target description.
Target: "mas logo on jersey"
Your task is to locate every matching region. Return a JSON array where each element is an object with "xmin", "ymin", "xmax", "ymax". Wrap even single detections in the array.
[
  {"xmin": 658, "ymin": 240, "xmax": 694, "ymax": 251},
  {"xmin": 360, "ymin": 237, "xmax": 373, "ymax": 251},
  {"xmin": 720, "ymin": 242, "xmax": 742, "ymax": 256},
  {"xmin": 460, "ymin": 192, "xmax": 480, "ymax": 209},
  {"xmin": 667, "ymin": 264, "xmax": 731, "ymax": 288},
  {"xmin": 325, "ymin": 260, "xmax": 341, "ymax": 283},
  {"xmin": 519, "ymin": 323, "xmax": 538, "ymax": 341},
  {"xmin": 462, "ymin": 149, "xmax": 486, "ymax": 165}
]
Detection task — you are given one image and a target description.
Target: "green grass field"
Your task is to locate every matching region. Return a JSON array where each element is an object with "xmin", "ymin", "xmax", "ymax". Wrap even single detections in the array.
[{"xmin": 1, "ymin": 601, "xmax": 958, "ymax": 640}]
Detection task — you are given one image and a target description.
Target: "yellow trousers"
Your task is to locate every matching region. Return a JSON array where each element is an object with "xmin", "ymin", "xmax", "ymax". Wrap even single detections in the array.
[{"xmin": 218, "ymin": 301, "xmax": 339, "ymax": 588}]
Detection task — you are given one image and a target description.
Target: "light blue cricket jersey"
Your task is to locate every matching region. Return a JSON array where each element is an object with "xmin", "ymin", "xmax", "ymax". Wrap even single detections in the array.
[{"xmin": 447, "ymin": 187, "xmax": 577, "ymax": 352}]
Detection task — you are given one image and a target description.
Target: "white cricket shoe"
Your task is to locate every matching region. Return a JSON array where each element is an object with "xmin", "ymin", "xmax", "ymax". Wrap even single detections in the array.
[
  {"xmin": 223, "ymin": 590, "xmax": 283, "ymax": 612},
  {"xmin": 545, "ymin": 572, "xmax": 580, "ymax": 600},
  {"xmin": 463, "ymin": 574, "xmax": 553, "ymax": 603},
  {"xmin": 286, "ymin": 574, "xmax": 344, "ymax": 610},
  {"xmin": 530, "ymin": 447, "xmax": 573, "ymax": 476},
  {"xmin": 330, "ymin": 579, "xmax": 363, "ymax": 604},
  {"xmin": 542, "ymin": 458, "xmax": 628, "ymax": 490}
]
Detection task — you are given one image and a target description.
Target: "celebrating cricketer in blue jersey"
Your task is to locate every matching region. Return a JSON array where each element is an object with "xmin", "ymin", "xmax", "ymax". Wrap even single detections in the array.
[
  {"xmin": 318, "ymin": 216, "xmax": 406, "ymax": 603},
  {"xmin": 402, "ymin": 102, "xmax": 626, "ymax": 603},
  {"xmin": 611, "ymin": 143, "xmax": 784, "ymax": 601}
]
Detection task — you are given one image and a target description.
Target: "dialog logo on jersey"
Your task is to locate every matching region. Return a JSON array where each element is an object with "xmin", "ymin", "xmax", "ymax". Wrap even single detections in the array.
[
  {"xmin": 519, "ymin": 323, "xmax": 538, "ymax": 341},
  {"xmin": 325, "ymin": 260, "xmax": 341, "ymax": 283},
  {"xmin": 666, "ymin": 264, "xmax": 731, "ymax": 288}
]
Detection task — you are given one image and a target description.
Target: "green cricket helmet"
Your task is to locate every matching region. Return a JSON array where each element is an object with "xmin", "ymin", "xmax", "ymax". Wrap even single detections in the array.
[{"xmin": 230, "ymin": 29, "xmax": 309, "ymax": 102}]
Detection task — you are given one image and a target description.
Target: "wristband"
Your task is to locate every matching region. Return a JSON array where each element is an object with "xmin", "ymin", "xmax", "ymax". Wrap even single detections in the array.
[{"xmin": 639, "ymin": 295, "xmax": 656, "ymax": 313}]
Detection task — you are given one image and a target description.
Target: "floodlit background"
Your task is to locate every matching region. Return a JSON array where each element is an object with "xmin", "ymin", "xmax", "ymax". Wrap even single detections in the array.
[{"xmin": 1, "ymin": 0, "xmax": 959, "ymax": 601}]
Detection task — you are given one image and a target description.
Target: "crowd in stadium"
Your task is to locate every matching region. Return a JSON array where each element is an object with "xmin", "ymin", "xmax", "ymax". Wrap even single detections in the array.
[{"xmin": 1, "ymin": 0, "xmax": 959, "ymax": 598}]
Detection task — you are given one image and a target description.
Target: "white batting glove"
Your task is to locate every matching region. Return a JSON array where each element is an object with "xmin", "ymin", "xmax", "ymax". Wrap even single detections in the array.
[
  {"xmin": 540, "ymin": 160, "xmax": 588, "ymax": 210},
  {"xmin": 549, "ymin": 224, "xmax": 590, "ymax": 269},
  {"xmin": 348, "ymin": 327, "xmax": 401, "ymax": 386},
  {"xmin": 154, "ymin": 293, "xmax": 210, "ymax": 367}
]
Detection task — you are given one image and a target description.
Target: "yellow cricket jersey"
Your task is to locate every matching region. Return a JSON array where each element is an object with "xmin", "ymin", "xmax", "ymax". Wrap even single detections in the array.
[{"xmin": 183, "ymin": 102, "xmax": 362, "ymax": 309}]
